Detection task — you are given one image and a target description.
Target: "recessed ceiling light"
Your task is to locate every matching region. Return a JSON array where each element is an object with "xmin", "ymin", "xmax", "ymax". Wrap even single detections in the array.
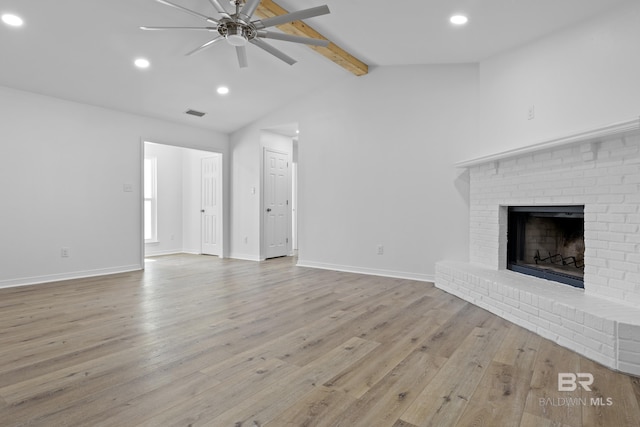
[
  {"xmin": 134, "ymin": 58, "xmax": 150, "ymax": 69},
  {"xmin": 217, "ymin": 86, "xmax": 229, "ymax": 95},
  {"xmin": 2, "ymin": 13, "xmax": 24, "ymax": 27},
  {"xmin": 450, "ymin": 15, "xmax": 468, "ymax": 25}
]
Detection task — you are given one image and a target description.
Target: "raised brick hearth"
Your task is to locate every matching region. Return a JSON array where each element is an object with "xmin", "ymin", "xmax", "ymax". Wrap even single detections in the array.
[{"xmin": 437, "ymin": 119, "xmax": 640, "ymax": 376}]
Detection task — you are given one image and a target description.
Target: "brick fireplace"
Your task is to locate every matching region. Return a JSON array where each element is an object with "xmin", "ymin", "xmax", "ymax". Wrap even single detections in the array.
[{"xmin": 436, "ymin": 119, "xmax": 640, "ymax": 376}]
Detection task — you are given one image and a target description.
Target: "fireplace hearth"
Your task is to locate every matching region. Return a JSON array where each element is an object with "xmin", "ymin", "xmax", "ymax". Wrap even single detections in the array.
[{"xmin": 507, "ymin": 205, "xmax": 585, "ymax": 288}]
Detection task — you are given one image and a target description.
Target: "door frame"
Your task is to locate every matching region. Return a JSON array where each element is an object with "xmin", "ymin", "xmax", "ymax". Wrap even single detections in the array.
[
  {"xmin": 140, "ymin": 140, "xmax": 225, "ymax": 264},
  {"xmin": 260, "ymin": 147, "xmax": 292, "ymax": 260}
]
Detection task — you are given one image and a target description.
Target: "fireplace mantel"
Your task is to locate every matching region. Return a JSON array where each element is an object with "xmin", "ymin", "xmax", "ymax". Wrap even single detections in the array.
[{"xmin": 454, "ymin": 117, "xmax": 640, "ymax": 168}]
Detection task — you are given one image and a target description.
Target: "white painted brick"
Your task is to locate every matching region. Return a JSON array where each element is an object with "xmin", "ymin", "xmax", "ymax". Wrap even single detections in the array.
[
  {"xmin": 527, "ymin": 318, "xmax": 551, "ymax": 335},
  {"xmin": 583, "ymin": 313, "xmax": 604, "ymax": 331},
  {"xmin": 598, "ymin": 175, "xmax": 624, "ymax": 186},
  {"xmin": 618, "ymin": 323, "xmax": 640, "ymax": 340},
  {"xmin": 626, "ymin": 234, "xmax": 640, "ymax": 244},
  {"xmin": 610, "ymin": 242, "xmax": 638, "ymax": 253},
  {"xmin": 594, "ymin": 194, "xmax": 626, "ymax": 204},
  {"xmin": 598, "ymin": 268, "xmax": 624, "ymax": 280},
  {"xmin": 597, "ymin": 231, "xmax": 627, "ymax": 243},
  {"xmin": 557, "ymin": 336, "xmax": 585, "ymax": 355},
  {"xmin": 538, "ymin": 298, "xmax": 554, "ymax": 313},
  {"xmin": 609, "ymin": 260, "xmax": 638, "ymax": 273},
  {"xmin": 561, "ymin": 318, "xmax": 584, "ymax": 334},
  {"xmin": 618, "ymin": 338, "xmax": 640, "ymax": 353},
  {"xmin": 610, "ymin": 184, "xmax": 640, "ymax": 194},
  {"xmin": 584, "ymin": 326, "xmax": 616, "ymax": 348},
  {"xmin": 617, "ymin": 362, "xmax": 640, "ymax": 377},
  {"xmin": 503, "ymin": 295, "xmax": 519, "ymax": 309},
  {"xmin": 608, "ymin": 204, "xmax": 638, "ymax": 214},
  {"xmin": 618, "ymin": 350, "xmax": 640, "ymax": 364},
  {"xmin": 584, "ymin": 348, "xmax": 616, "ymax": 368},
  {"xmin": 549, "ymin": 323, "xmax": 577, "ymax": 341},
  {"xmin": 520, "ymin": 302, "xmax": 539, "ymax": 317},
  {"xmin": 628, "ymin": 273, "xmax": 640, "ymax": 285},
  {"xmin": 608, "ymin": 279, "xmax": 634, "ymax": 292},
  {"xmin": 597, "ymin": 213, "xmax": 627, "ymax": 223},
  {"xmin": 596, "ymin": 249, "xmax": 626, "ymax": 261},
  {"xmin": 626, "ymin": 214, "xmax": 640, "ymax": 223}
]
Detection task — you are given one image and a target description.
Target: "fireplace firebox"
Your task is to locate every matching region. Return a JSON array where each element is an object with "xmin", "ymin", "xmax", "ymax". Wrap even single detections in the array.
[{"xmin": 507, "ymin": 206, "xmax": 585, "ymax": 288}]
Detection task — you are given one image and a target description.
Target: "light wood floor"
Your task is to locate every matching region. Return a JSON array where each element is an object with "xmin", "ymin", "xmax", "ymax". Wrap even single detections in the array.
[{"xmin": 1, "ymin": 254, "xmax": 639, "ymax": 427}]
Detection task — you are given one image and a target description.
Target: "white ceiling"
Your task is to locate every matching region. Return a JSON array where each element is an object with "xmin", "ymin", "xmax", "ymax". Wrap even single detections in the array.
[{"xmin": 0, "ymin": 0, "xmax": 628, "ymax": 134}]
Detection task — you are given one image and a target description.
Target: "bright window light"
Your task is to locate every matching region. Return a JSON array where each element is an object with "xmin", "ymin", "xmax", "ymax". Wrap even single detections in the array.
[
  {"xmin": 144, "ymin": 157, "xmax": 158, "ymax": 242},
  {"xmin": 2, "ymin": 13, "xmax": 24, "ymax": 27},
  {"xmin": 450, "ymin": 15, "xmax": 468, "ymax": 25}
]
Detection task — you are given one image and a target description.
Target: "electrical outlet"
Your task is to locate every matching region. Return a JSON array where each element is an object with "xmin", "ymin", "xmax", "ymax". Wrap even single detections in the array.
[
  {"xmin": 61, "ymin": 247, "xmax": 70, "ymax": 258},
  {"xmin": 377, "ymin": 245, "xmax": 384, "ymax": 255}
]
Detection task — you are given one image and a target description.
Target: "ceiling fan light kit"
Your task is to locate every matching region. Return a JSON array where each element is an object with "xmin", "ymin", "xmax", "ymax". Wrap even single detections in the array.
[{"xmin": 142, "ymin": 0, "xmax": 331, "ymax": 68}]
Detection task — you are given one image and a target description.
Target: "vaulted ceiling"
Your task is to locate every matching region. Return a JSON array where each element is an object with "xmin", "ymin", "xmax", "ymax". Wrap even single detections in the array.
[{"xmin": 0, "ymin": 0, "xmax": 628, "ymax": 134}]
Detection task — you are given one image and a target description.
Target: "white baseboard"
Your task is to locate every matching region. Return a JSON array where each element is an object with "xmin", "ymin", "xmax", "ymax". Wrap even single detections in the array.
[
  {"xmin": 181, "ymin": 249, "xmax": 202, "ymax": 255},
  {"xmin": 296, "ymin": 260, "xmax": 434, "ymax": 283},
  {"xmin": 229, "ymin": 252, "xmax": 262, "ymax": 262},
  {"xmin": 0, "ymin": 264, "xmax": 143, "ymax": 290},
  {"xmin": 144, "ymin": 249, "xmax": 185, "ymax": 257}
]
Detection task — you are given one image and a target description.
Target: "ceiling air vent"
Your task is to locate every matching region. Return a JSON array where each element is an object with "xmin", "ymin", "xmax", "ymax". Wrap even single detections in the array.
[{"xmin": 185, "ymin": 109, "xmax": 206, "ymax": 117}]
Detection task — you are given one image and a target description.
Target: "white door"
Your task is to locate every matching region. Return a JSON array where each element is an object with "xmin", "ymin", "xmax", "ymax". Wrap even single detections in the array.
[
  {"xmin": 264, "ymin": 149, "xmax": 289, "ymax": 259},
  {"xmin": 201, "ymin": 156, "xmax": 221, "ymax": 256}
]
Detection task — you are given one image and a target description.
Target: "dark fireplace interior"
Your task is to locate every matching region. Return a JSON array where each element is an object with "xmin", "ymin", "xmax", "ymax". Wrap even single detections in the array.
[{"xmin": 507, "ymin": 206, "xmax": 585, "ymax": 288}]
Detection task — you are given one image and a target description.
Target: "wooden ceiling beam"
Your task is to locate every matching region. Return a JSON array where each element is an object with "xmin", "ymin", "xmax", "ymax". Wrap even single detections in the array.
[{"xmin": 255, "ymin": 0, "xmax": 368, "ymax": 76}]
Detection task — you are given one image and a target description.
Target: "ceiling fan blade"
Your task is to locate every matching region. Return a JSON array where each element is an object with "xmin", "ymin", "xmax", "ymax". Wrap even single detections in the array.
[
  {"xmin": 185, "ymin": 37, "xmax": 224, "ymax": 56},
  {"xmin": 236, "ymin": 46, "xmax": 248, "ymax": 68},
  {"xmin": 254, "ymin": 5, "xmax": 330, "ymax": 29},
  {"xmin": 154, "ymin": 0, "xmax": 218, "ymax": 24},
  {"xmin": 140, "ymin": 26, "xmax": 218, "ymax": 31},
  {"xmin": 250, "ymin": 38, "xmax": 296, "ymax": 65},
  {"xmin": 238, "ymin": 0, "xmax": 261, "ymax": 22},
  {"xmin": 207, "ymin": 0, "xmax": 230, "ymax": 17},
  {"xmin": 257, "ymin": 30, "xmax": 329, "ymax": 47}
]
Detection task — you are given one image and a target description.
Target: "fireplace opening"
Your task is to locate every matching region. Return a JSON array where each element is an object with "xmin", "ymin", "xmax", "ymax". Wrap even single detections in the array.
[{"xmin": 507, "ymin": 206, "xmax": 585, "ymax": 288}]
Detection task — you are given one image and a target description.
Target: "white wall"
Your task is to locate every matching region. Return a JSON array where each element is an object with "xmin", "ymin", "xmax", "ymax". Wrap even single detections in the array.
[
  {"xmin": 477, "ymin": 0, "xmax": 640, "ymax": 159},
  {"xmin": 230, "ymin": 64, "xmax": 478, "ymax": 280},
  {"xmin": 0, "ymin": 85, "xmax": 228, "ymax": 287}
]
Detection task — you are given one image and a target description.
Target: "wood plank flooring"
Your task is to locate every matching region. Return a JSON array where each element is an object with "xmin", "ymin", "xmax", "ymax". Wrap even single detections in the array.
[{"xmin": 1, "ymin": 254, "xmax": 639, "ymax": 426}]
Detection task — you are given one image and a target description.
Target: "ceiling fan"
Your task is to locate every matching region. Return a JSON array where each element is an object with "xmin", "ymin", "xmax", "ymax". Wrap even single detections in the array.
[{"xmin": 141, "ymin": 0, "xmax": 331, "ymax": 67}]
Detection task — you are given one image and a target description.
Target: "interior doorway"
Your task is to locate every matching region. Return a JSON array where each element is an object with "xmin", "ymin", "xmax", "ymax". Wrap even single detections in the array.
[
  {"xmin": 259, "ymin": 125, "xmax": 298, "ymax": 260},
  {"xmin": 143, "ymin": 142, "xmax": 223, "ymax": 258},
  {"xmin": 263, "ymin": 147, "xmax": 290, "ymax": 259}
]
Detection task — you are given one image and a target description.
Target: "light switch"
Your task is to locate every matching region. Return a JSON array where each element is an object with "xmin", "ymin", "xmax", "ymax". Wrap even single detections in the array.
[{"xmin": 123, "ymin": 183, "xmax": 133, "ymax": 192}]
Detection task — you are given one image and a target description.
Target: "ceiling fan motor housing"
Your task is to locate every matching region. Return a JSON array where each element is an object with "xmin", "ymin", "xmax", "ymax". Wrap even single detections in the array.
[{"xmin": 218, "ymin": 19, "xmax": 256, "ymax": 46}]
